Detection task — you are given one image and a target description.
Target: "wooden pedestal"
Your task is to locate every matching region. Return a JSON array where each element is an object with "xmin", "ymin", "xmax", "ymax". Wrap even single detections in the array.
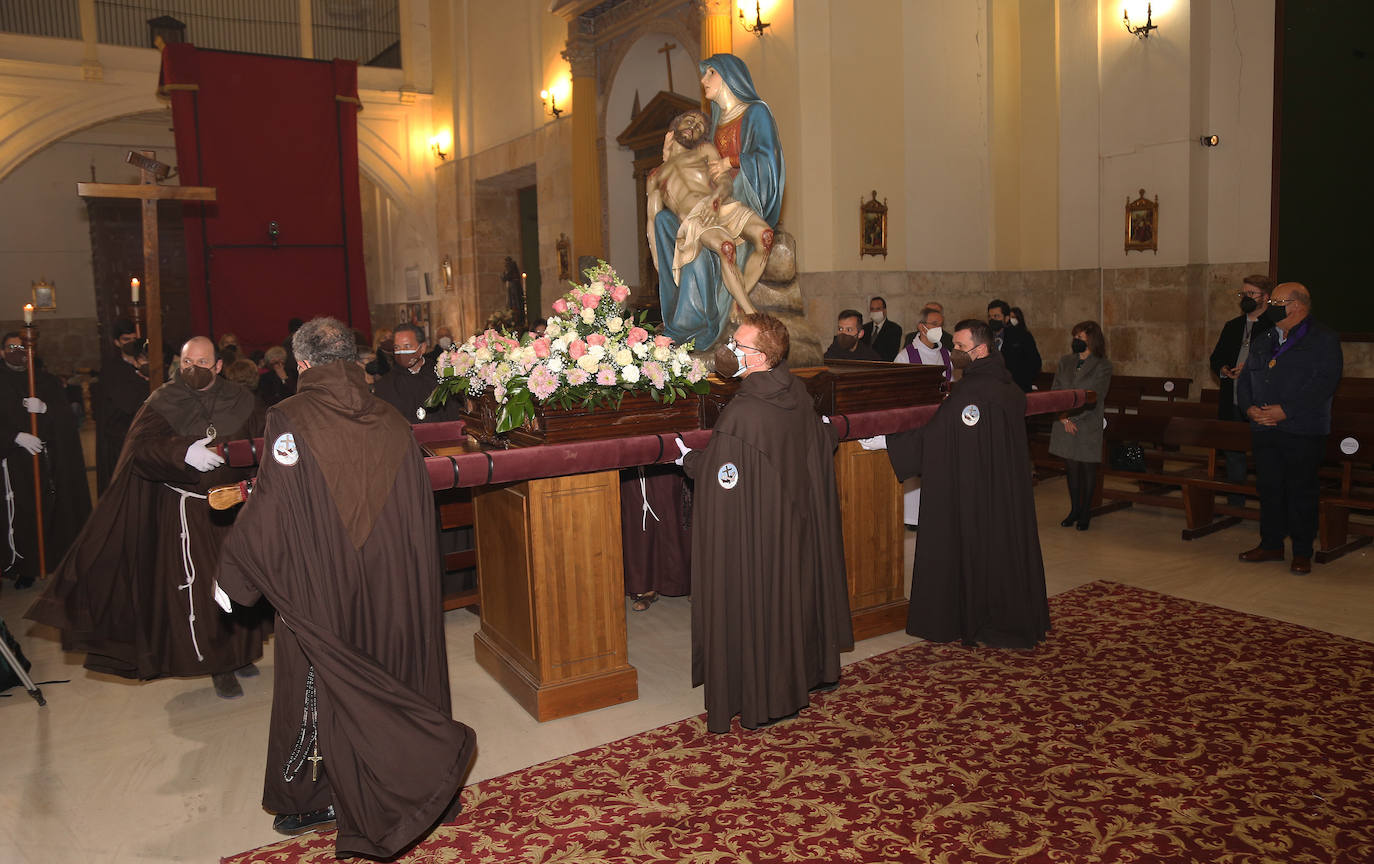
[
  {"xmin": 472, "ymin": 470, "xmax": 638, "ymax": 721},
  {"xmin": 834, "ymin": 440, "xmax": 909, "ymax": 640}
]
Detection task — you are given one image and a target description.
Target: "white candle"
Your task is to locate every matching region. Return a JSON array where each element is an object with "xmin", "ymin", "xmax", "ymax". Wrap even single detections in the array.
[
  {"xmin": 23, "ymin": 303, "xmax": 33, "ymax": 325},
  {"xmin": 131, "ymin": 277, "xmax": 140, "ymax": 304},
  {"xmin": 521, "ymin": 272, "xmax": 527, "ymax": 293}
]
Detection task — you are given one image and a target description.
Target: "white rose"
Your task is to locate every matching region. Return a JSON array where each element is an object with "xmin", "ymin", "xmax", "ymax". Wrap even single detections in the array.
[
  {"xmin": 588, "ymin": 343, "xmax": 607, "ymax": 361},
  {"xmin": 632, "ymin": 342, "xmax": 649, "ymax": 359},
  {"xmin": 614, "ymin": 348, "xmax": 634, "ymax": 367},
  {"xmin": 653, "ymin": 345, "xmax": 672, "ymax": 362},
  {"xmin": 546, "ymin": 321, "xmax": 562, "ymax": 337},
  {"xmin": 607, "ymin": 316, "xmax": 624, "ymax": 333},
  {"xmin": 580, "ymin": 307, "xmax": 596, "ymax": 324},
  {"xmin": 620, "ymin": 364, "xmax": 641, "ymax": 383},
  {"xmin": 475, "ymin": 346, "xmax": 493, "ymax": 362},
  {"xmin": 577, "ymin": 353, "xmax": 599, "ymax": 373}
]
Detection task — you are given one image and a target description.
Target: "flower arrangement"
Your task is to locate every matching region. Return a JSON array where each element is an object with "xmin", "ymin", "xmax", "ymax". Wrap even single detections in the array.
[{"xmin": 426, "ymin": 262, "xmax": 709, "ymax": 434}]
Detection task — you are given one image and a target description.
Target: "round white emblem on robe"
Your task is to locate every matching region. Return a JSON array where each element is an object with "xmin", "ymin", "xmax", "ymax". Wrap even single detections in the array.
[
  {"xmin": 1163, "ymin": 380, "xmax": 1175, "ymax": 393},
  {"xmin": 1340, "ymin": 436, "xmax": 1359, "ymax": 455},
  {"xmin": 961, "ymin": 404, "xmax": 980, "ymax": 427},
  {"xmin": 717, "ymin": 462, "xmax": 739, "ymax": 489},
  {"xmin": 415, "ymin": 406, "xmax": 427, "ymax": 421},
  {"xmin": 272, "ymin": 433, "xmax": 299, "ymax": 466}
]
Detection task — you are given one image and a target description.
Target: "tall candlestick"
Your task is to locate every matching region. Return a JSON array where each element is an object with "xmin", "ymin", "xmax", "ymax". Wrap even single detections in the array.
[
  {"xmin": 131, "ymin": 277, "xmax": 140, "ymax": 304},
  {"xmin": 23, "ymin": 303, "xmax": 33, "ymax": 325}
]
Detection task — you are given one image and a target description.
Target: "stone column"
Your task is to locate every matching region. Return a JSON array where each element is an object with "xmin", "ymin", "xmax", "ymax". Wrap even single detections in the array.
[
  {"xmin": 563, "ymin": 34, "xmax": 604, "ymax": 262},
  {"xmin": 701, "ymin": 0, "xmax": 733, "ymax": 59}
]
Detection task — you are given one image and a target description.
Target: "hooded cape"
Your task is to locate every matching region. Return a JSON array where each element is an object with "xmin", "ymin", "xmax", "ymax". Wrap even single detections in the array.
[
  {"xmin": 683, "ymin": 363, "xmax": 853, "ymax": 733},
  {"xmin": 887, "ymin": 354, "xmax": 1050, "ymax": 649},
  {"xmin": 217, "ymin": 361, "xmax": 475, "ymax": 859}
]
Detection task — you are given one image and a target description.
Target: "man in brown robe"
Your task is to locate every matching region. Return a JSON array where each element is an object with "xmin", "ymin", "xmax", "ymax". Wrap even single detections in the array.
[
  {"xmin": 0, "ymin": 332, "xmax": 92, "ymax": 589},
  {"xmin": 27, "ymin": 336, "xmax": 268, "ymax": 698},
  {"xmin": 94, "ymin": 334, "xmax": 151, "ymax": 494},
  {"xmin": 217, "ymin": 317, "xmax": 476, "ymax": 857},
  {"xmin": 678, "ymin": 313, "xmax": 853, "ymax": 733}
]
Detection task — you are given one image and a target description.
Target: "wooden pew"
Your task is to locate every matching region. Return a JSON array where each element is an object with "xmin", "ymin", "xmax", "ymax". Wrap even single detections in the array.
[{"xmin": 1316, "ymin": 412, "xmax": 1374, "ymax": 563}]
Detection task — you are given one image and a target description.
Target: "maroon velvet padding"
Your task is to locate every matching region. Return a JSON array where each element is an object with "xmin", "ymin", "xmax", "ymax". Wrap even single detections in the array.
[{"xmin": 222, "ymin": 390, "xmax": 1093, "ymax": 489}]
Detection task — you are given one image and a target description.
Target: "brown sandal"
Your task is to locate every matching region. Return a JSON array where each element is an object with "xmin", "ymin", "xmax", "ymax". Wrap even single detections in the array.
[{"xmin": 631, "ymin": 592, "xmax": 658, "ymax": 612}]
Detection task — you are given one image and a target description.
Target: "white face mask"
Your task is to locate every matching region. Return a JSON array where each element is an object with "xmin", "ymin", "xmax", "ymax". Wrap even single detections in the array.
[
  {"xmin": 870, "ymin": 310, "xmax": 885, "ymax": 324},
  {"xmin": 437, "ymin": 336, "xmax": 453, "ymax": 350},
  {"xmin": 924, "ymin": 326, "xmax": 943, "ymax": 344}
]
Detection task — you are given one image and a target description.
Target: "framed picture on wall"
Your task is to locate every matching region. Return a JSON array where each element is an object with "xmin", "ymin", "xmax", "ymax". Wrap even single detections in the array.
[
  {"xmin": 32, "ymin": 279, "xmax": 56, "ymax": 311},
  {"xmin": 860, "ymin": 191, "xmax": 887, "ymax": 258},
  {"xmin": 1125, "ymin": 189, "xmax": 1158, "ymax": 253}
]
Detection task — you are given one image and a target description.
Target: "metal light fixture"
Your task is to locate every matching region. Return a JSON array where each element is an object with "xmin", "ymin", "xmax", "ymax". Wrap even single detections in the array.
[
  {"xmin": 1199, "ymin": 134, "xmax": 1219, "ymax": 147},
  {"xmin": 1123, "ymin": 2, "xmax": 1158, "ymax": 39},
  {"xmin": 430, "ymin": 129, "xmax": 451, "ymax": 161},
  {"xmin": 539, "ymin": 89, "xmax": 563, "ymax": 120},
  {"xmin": 739, "ymin": 1, "xmax": 770, "ymax": 38}
]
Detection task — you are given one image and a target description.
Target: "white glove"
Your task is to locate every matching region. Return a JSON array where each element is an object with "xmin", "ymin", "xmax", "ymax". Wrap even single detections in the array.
[
  {"xmin": 859, "ymin": 435, "xmax": 888, "ymax": 451},
  {"xmin": 184, "ymin": 435, "xmax": 225, "ymax": 472},
  {"xmin": 673, "ymin": 438, "xmax": 691, "ymax": 467},
  {"xmin": 14, "ymin": 432, "xmax": 43, "ymax": 455},
  {"xmin": 821, "ymin": 415, "xmax": 831, "ymax": 424},
  {"xmin": 22, "ymin": 397, "xmax": 46, "ymax": 414},
  {"xmin": 213, "ymin": 582, "xmax": 233, "ymax": 613}
]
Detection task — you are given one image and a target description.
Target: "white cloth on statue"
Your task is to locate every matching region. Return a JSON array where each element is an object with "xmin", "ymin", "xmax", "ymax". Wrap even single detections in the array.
[
  {"xmin": 672, "ymin": 195, "xmax": 758, "ymax": 282},
  {"xmin": 903, "ymin": 477, "xmax": 921, "ymax": 526}
]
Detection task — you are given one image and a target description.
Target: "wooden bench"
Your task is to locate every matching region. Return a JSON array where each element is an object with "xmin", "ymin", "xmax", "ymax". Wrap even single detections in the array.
[{"xmin": 1316, "ymin": 413, "xmax": 1374, "ymax": 563}]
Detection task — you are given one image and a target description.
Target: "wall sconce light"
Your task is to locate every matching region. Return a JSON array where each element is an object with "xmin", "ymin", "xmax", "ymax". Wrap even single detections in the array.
[
  {"xmin": 441, "ymin": 255, "xmax": 453, "ymax": 292},
  {"xmin": 431, "ymin": 129, "xmax": 451, "ymax": 161},
  {"xmin": 1199, "ymin": 134, "xmax": 1219, "ymax": 147},
  {"xmin": 739, "ymin": 1, "xmax": 771, "ymax": 38},
  {"xmin": 539, "ymin": 89, "xmax": 563, "ymax": 120},
  {"xmin": 1123, "ymin": 2, "xmax": 1158, "ymax": 39}
]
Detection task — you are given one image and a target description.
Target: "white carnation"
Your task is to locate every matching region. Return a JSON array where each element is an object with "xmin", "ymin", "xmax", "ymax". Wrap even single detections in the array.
[
  {"xmin": 547, "ymin": 355, "xmax": 564, "ymax": 373},
  {"xmin": 587, "ymin": 343, "xmax": 607, "ymax": 361},
  {"xmin": 620, "ymin": 364, "xmax": 641, "ymax": 383},
  {"xmin": 546, "ymin": 321, "xmax": 562, "ymax": 337},
  {"xmin": 632, "ymin": 342, "xmax": 649, "ymax": 359},
  {"xmin": 475, "ymin": 346, "xmax": 492, "ymax": 362},
  {"xmin": 653, "ymin": 345, "xmax": 672, "ymax": 362}
]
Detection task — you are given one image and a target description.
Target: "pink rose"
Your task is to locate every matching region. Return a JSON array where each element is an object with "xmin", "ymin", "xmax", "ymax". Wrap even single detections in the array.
[
  {"xmin": 626, "ymin": 327, "xmax": 649, "ymax": 346},
  {"xmin": 586, "ymin": 333, "xmax": 607, "ymax": 347},
  {"xmin": 569, "ymin": 339, "xmax": 587, "ymax": 359},
  {"xmin": 581, "ymin": 292, "xmax": 600, "ymax": 309},
  {"xmin": 474, "ymin": 337, "xmax": 488, "ymax": 350},
  {"xmin": 532, "ymin": 337, "xmax": 551, "ymax": 359},
  {"xmin": 600, "ymin": 273, "xmax": 614, "ymax": 286},
  {"xmin": 552, "ymin": 298, "xmax": 568, "ymax": 314},
  {"xmin": 610, "ymin": 285, "xmax": 630, "ymax": 303},
  {"xmin": 653, "ymin": 335, "xmax": 673, "ymax": 349}
]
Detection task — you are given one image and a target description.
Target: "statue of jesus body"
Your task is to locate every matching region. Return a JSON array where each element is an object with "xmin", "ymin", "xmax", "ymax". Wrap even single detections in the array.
[{"xmin": 648, "ymin": 111, "xmax": 773, "ymax": 318}]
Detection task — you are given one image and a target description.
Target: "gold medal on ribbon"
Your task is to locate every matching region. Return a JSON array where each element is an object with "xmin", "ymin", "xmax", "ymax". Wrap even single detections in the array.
[{"xmin": 1267, "ymin": 359, "xmax": 1276, "ymax": 369}]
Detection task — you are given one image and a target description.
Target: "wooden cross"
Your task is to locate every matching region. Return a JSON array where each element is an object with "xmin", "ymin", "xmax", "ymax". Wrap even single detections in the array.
[
  {"xmin": 658, "ymin": 41, "xmax": 677, "ymax": 93},
  {"xmin": 77, "ymin": 151, "xmax": 216, "ymax": 395}
]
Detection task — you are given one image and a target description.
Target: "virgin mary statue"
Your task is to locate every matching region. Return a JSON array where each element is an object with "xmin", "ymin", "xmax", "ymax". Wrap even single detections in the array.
[{"xmin": 654, "ymin": 53, "xmax": 785, "ymax": 349}]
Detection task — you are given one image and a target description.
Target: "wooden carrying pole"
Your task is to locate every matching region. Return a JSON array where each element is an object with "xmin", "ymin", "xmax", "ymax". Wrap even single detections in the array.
[{"xmin": 18, "ymin": 317, "xmax": 47, "ymax": 579}]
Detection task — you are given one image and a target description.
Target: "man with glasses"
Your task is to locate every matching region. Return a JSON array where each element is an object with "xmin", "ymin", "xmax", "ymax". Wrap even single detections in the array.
[
  {"xmin": 1236, "ymin": 282, "xmax": 1343, "ymax": 574},
  {"xmin": 674, "ymin": 313, "xmax": 853, "ymax": 732},
  {"xmin": 824, "ymin": 308, "xmax": 881, "ymax": 361},
  {"xmin": 1209, "ymin": 275, "xmax": 1275, "ymax": 505}
]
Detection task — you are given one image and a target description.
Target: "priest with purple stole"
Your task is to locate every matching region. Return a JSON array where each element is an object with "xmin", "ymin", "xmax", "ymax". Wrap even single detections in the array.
[{"xmin": 217, "ymin": 317, "xmax": 476, "ymax": 857}]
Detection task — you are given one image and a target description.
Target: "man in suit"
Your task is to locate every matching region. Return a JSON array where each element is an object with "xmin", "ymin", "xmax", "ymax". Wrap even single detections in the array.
[
  {"xmin": 862, "ymin": 296, "xmax": 902, "ymax": 362},
  {"xmin": 1208, "ymin": 275, "xmax": 1274, "ymax": 505},
  {"xmin": 987, "ymin": 299, "xmax": 1040, "ymax": 392},
  {"xmin": 1236, "ymin": 282, "xmax": 1343, "ymax": 575}
]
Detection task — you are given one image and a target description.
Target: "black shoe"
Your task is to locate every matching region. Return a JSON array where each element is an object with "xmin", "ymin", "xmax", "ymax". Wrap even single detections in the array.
[
  {"xmin": 211, "ymin": 672, "xmax": 243, "ymax": 699},
  {"xmin": 1076, "ymin": 519, "xmax": 1090, "ymax": 531},
  {"xmin": 234, "ymin": 663, "xmax": 260, "ymax": 678},
  {"xmin": 1060, "ymin": 513, "xmax": 1079, "ymax": 527},
  {"xmin": 272, "ymin": 805, "xmax": 336, "ymax": 836}
]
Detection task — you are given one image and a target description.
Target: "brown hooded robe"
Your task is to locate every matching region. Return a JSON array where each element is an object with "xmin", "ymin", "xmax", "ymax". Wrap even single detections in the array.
[
  {"xmin": 683, "ymin": 363, "xmax": 853, "ymax": 733},
  {"xmin": 217, "ymin": 362, "xmax": 476, "ymax": 860},
  {"xmin": 26, "ymin": 375, "xmax": 267, "ymax": 678}
]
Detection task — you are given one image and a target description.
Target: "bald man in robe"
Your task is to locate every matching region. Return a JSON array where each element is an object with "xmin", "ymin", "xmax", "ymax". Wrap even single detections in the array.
[{"xmin": 28, "ymin": 337, "xmax": 269, "ymax": 699}]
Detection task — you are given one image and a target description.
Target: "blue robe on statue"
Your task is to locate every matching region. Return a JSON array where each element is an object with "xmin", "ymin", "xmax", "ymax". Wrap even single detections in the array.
[{"xmin": 656, "ymin": 53, "xmax": 785, "ymax": 349}]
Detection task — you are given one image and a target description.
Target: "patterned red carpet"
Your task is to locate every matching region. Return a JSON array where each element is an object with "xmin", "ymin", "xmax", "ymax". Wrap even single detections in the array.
[{"xmin": 224, "ymin": 582, "xmax": 1374, "ymax": 863}]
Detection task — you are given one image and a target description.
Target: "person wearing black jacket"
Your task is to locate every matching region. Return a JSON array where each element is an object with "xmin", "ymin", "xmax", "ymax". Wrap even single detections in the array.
[
  {"xmin": 987, "ymin": 299, "xmax": 1040, "ymax": 392},
  {"xmin": 1208, "ymin": 275, "xmax": 1274, "ymax": 504},
  {"xmin": 1236, "ymin": 282, "xmax": 1343, "ymax": 574},
  {"xmin": 861, "ymin": 297, "xmax": 902, "ymax": 361}
]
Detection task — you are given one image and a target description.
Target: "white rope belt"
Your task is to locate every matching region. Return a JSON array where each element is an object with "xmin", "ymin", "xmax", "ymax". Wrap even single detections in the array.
[
  {"xmin": 637, "ymin": 467, "xmax": 659, "ymax": 531},
  {"xmin": 164, "ymin": 484, "xmax": 209, "ymax": 662},
  {"xmin": 2, "ymin": 458, "xmax": 21, "ymax": 567}
]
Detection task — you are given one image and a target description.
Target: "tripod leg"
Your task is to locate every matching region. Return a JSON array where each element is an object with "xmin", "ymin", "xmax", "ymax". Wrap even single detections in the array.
[{"xmin": 0, "ymin": 629, "xmax": 44, "ymax": 706}]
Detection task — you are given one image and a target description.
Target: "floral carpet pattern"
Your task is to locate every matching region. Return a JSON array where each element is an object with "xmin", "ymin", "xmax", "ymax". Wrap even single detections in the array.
[{"xmin": 224, "ymin": 582, "xmax": 1374, "ymax": 863}]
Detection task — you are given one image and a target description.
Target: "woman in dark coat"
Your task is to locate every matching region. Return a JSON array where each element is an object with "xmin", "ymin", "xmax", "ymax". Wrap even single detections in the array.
[{"xmin": 1048, "ymin": 320, "xmax": 1112, "ymax": 530}]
